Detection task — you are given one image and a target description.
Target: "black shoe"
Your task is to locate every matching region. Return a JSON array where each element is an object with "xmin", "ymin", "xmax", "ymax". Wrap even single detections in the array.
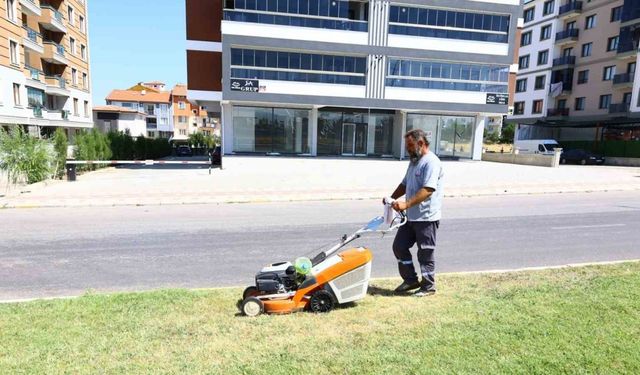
[
  {"xmin": 414, "ymin": 288, "xmax": 436, "ymax": 297},
  {"xmin": 394, "ymin": 280, "xmax": 421, "ymax": 293}
]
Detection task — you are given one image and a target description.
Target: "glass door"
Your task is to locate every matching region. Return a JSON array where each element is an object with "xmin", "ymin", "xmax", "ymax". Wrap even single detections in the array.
[
  {"xmin": 342, "ymin": 123, "xmax": 355, "ymax": 155},
  {"xmin": 354, "ymin": 123, "xmax": 368, "ymax": 155}
]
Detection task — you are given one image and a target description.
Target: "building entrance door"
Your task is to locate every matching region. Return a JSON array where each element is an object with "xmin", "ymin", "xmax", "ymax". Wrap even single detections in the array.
[{"xmin": 342, "ymin": 123, "xmax": 368, "ymax": 155}]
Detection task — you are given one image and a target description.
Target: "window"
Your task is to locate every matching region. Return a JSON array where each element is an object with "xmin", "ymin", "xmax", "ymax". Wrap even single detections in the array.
[
  {"xmin": 79, "ymin": 15, "xmax": 86, "ymax": 33},
  {"xmin": 566, "ymin": 21, "xmax": 576, "ymax": 30},
  {"xmin": 585, "ymin": 15, "xmax": 596, "ymax": 29},
  {"xmin": 516, "ymin": 78, "xmax": 527, "ymax": 93},
  {"xmin": 70, "ymin": 37, "xmax": 76, "ymax": 55},
  {"xmin": 581, "ymin": 42, "xmax": 592, "ymax": 57},
  {"xmin": 543, "ymin": 0, "xmax": 554, "ymax": 16},
  {"xmin": 521, "ymin": 31, "xmax": 532, "ymax": 47},
  {"xmin": 9, "ymin": 40, "xmax": 19, "ymax": 65},
  {"xmin": 13, "ymin": 83, "xmax": 21, "ymax": 106},
  {"xmin": 514, "ymin": 101, "xmax": 525, "ymax": 115},
  {"xmin": 557, "ymin": 99, "xmax": 567, "ymax": 109},
  {"xmin": 623, "ymin": 92, "xmax": 632, "ymax": 104},
  {"xmin": 179, "ymin": 101, "xmax": 185, "ymax": 109},
  {"xmin": 575, "ymin": 97, "xmax": 585, "ymax": 110},
  {"xmin": 578, "ymin": 70, "xmax": 589, "ymax": 84},
  {"xmin": 603, "ymin": 65, "xmax": 616, "ymax": 80},
  {"xmin": 84, "ymin": 101, "xmax": 89, "ymax": 117},
  {"xmin": 535, "ymin": 75, "xmax": 546, "ymax": 90},
  {"xmin": 72, "ymin": 68, "xmax": 78, "ymax": 85},
  {"xmin": 607, "ymin": 36, "xmax": 619, "ymax": 52},
  {"xmin": 81, "ymin": 45, "xmax": 86, "ymax": 60},
  {"xmin": 68, "ymin": 6, "xmax": 74, "ymax": 26},
  {"xmin": 540, "ymin": 25, "xmax": 552, "ymax": 40},
  {"xmin": 179, "ymin": 129, "xmax": 187, "ymax": 135},
  {"xmin": 599, "ymin": 94, "xmax": 611, "ymax": 109},
  {"xmin": 611, "ymin": 6, "xmax": 622, "ymax": 22},
  {"xmin": 82, "ymin": 72, "xmax": 88, "ymax": 88},
  {"xmin": 524, "ymin": 7, "xmax": 535, "ymax": 23},
  {"xmin": 532, "ymin": 100, "xmax": 544, "ymax": 114},
  {"xmin": 628, "ymin": 62, "xmax": 636, "ymax": 74},
  {"xmin": 74, "ymin": 98, "xmax": 79, "ymax": 115},
  {"xmin": 6, "ymin": 0, "xmax": 16, "ymax": 22},
  {"xmin": 519, "ymin": 55, "xmax": 530, "ymax": 70},
  {"xmin": 538, "ymin": 50, "xmax": 549, "ymax": 65}
]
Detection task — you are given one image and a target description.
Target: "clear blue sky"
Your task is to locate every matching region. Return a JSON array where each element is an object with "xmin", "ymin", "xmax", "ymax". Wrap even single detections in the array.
[{"xmin": 89, "ymin": 1, "xmax": 186, "ymax": 105}]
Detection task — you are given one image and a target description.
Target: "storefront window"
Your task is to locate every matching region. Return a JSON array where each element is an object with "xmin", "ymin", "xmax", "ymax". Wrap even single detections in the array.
[
  {"xmin": 233, "ymin": 106, "xmax": 310, "ymax": 153},
  {"xmin": 318, "ymin": 108, "xmax": 395, "ymax": 156},
  {"xmin": 406, "ymin": 114, "xmax": 475, "ymax": 158}
]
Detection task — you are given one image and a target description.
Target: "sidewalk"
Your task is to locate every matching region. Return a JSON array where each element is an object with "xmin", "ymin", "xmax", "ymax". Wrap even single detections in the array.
[{"xmin": 1, "ymin": 156, "xmax": 639, "ymax": 208}]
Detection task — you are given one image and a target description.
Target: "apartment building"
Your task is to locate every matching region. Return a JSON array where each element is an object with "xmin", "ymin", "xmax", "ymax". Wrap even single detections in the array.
[
  {"xmin": 0, "ymin": 0, "xmax": 93, "ymax": 138},
  {"xmin": 510, "ymin": 0, "xmax": 640, "ymax": 143},
  {"xmin": 92, "ymin": 105, "xmax": 148, "ymax": 137},
  {"xmin": 185, "ymin": 0, "xmax": 521, "ymax": 160},
  {"xmin": 171, "ymin": 83, "xmax": 218, "ymax": 140},
  {"xmin": 105, "ymin": 84, "xmax": 173, "ymax": 139}
]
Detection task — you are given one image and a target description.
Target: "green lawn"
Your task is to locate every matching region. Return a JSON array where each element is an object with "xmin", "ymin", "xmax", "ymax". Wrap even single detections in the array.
[{"xmin": 1, "ymin": 262, "xmax": 639, "ymax": 374}]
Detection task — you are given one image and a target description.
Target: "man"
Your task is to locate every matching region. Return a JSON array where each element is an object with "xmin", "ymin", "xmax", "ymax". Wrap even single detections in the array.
[{"xmin": 387, "ymin": 129, "xmax": 444, "ymax": 297}]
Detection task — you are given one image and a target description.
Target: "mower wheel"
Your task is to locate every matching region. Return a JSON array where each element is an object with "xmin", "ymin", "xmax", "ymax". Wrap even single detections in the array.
[
  {"xmin": 241, "ymin": 297, "xmax": 264, "ymax": 317},
  {"xmin": 243, "ymin": 286, "xmax": 260, "ymax": 300},
  {"xmin": 309, "ymin": 290, "xmax": 335, "ymax": 313}
]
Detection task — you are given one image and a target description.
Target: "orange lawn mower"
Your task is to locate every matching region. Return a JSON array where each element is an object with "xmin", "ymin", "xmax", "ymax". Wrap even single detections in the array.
[{"xmin": 239, "ymin": 203, "xmax": 406, "ymax": 316}]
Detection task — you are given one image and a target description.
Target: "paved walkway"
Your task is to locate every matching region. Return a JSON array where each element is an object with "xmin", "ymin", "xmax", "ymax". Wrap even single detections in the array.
[{"xmin": 1, "ymin": 156, "xmax": 639, "ymax": 208}]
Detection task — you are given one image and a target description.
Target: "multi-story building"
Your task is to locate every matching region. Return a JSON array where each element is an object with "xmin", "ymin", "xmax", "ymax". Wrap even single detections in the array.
[
  {"xmin": 185, "ymin": 0, "xmax": 521, "ymax": 160},
  {"xmin": 92, "ymin": 105, "xmax": 148, "ymax": 137},
  {"xmin": 510, "ymin": 0, "xmax": 640, "ymax": 143},
  {"xmin": 105, "ymin": 85, "xmax": 173, "ymax": 139},
  {"xmin": 1, "ymin": 0, "xmax": 93, "ymax": 138},
  {"xmin": 171, "ymin": 83, "xmax": 218, "ymax": 140}
]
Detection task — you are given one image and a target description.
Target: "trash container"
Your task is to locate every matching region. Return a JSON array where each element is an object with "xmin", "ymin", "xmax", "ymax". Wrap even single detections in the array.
[{"xmin": 66, "ymin": 163, "xmax": 76, "ymax": 181}]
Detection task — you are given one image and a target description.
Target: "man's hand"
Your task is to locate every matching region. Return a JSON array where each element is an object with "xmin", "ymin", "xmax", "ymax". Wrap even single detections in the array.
[{"xmin": 392, "ymin": 200, "xmax": 408, "ymax": 212}]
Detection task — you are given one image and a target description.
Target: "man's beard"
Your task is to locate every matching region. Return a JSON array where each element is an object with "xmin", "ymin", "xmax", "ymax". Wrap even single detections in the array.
[{"xmin": 409, "ymin": 149, "xmax": 424, "ymax": 163}]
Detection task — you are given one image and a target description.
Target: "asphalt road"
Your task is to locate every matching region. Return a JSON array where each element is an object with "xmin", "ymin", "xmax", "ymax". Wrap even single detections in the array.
[{"xmin": 1, "ymin": 191, "xmax": 640, "ymax": 301}]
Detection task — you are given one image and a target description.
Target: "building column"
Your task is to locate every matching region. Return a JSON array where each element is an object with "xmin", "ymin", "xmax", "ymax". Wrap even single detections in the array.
[
  {"xmin": 393, "ymin": 110, "xmax": 406, "ymax": 159},
  {"xmin": 473, "ymin": 115, "xmax": 487, "ymax": 161},
  {"xmin": 221, "ymin": 102, "xmax": 233, "ymax": 155},
  {"xmin": 310, "ymin": 106, "xmax": 319, "ymax": 156}
]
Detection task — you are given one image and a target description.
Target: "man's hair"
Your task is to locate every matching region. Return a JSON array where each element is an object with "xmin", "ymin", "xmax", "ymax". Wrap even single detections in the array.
[{"xmin": 404, "ymin": 129, "xmax": 430, "ymax": 146}]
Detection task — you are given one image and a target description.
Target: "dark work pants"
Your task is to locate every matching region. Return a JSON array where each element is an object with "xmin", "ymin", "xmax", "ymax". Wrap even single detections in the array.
[{"xmin": 392, "ymin": 220, "xmax": 439, "ymax": 290}]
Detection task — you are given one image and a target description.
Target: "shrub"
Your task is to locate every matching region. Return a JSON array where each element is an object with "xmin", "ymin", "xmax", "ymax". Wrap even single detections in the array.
[
  {"xmin": 0, "ymin": 126, "xmax": 54, "ymax": 185},
  {"xmin": 53, "ymin": 128, "xmax": 68, "ymax": 179}
]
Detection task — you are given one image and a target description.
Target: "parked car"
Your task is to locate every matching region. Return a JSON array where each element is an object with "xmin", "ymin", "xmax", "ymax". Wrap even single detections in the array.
[
  {"xmin": 176, "ymin": 145, "xmax": 193, "ymax": 157},
  {"xmin": 560, "ymin": 149, "xmax": 605, "ymax": 165},
  {"xmin": 210, "ymin": 146, "xmax": 221, "ymax": 165}
]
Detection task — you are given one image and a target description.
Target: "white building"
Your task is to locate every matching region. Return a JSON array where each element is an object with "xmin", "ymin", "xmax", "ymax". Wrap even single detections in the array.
[{"xmin": 93, "ymin": 105, "xmax": 148, "ymax": 137}]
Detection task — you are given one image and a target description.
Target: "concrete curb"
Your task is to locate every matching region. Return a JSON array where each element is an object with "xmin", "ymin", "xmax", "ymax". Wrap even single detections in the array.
[{"xmin": 2, "ymin": 258, "xmax": 639, "ymax": 304}]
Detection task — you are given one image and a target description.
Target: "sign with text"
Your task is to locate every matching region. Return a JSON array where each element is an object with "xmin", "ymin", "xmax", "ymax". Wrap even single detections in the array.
[
  {"xmin": 231, "ymin": 79, "xmax": 259, "ymax": 92},
  {"xmin": 486, "ymin": 93, "xmax": 509, "ymax": 105}
]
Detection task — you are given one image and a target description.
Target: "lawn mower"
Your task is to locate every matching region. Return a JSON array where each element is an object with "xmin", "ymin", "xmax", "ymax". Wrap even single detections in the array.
[{"xmin": 239, "ymin": 203, "xmax": 406, "ymax": 316}]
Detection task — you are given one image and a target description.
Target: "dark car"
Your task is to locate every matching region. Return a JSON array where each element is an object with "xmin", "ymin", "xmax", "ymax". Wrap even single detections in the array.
[
  {"xmin": 210, "ymin": 146, "xmax": 221, "ymax": 165},
  {"xmin": 176, "ymin": 145, "xmax": 193, "ymax": 157},
  {"xmin": 560, "ymin": 149, "xmax": 605, "ymax": 165}
]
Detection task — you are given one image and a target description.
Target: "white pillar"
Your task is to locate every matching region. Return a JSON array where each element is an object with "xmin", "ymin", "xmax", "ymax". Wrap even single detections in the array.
[
  {"xmin": 473, "ymin": 115, "xmax": 487, "ymax": 161},
  {"xmin": 222, "ymin": 102, "xmax": 233, "ymax": 155},
  {"xmin": 310, "ymin": 106, "xmax": 318, "ymax": 156},
  {"xmin": 393, "ymin": 110, "xmax": 406, "ymax": 159}
]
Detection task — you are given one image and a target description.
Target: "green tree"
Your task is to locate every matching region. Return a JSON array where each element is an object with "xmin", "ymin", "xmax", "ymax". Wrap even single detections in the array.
[
  {"xmin": 500, "ymin": 123, "xmax": 515, "ymax": 144},
  {"xmin": 53, "ymin": 128, "xmax": 68, "ymax": 179}
]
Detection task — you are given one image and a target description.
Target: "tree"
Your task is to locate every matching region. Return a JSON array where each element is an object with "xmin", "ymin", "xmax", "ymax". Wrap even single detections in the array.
[
  {"xmin": 53, "ymin": 128, "xmax": 68, "ymax": 179},
  {"xmin": 500, "ymin": 123, "xmax": 515, "ymax": 144}
]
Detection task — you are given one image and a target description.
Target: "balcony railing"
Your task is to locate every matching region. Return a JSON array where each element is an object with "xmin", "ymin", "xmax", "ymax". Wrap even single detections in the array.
[
  {"xmin": 23, "ymin": 25, "xmax": 41, "ymax": 44},
  {"xmin": 556, "ymin": 28, "xmax": 579, "ymax": 41},
  {"xmin": 547, "ymin": 108, "xmax": 570, "ymax": 117},
  {"xmin": 552, "ymin": 56, "xmax": 576, "ymax": 66},
  {"xmin": 25, "ymin": 66, "xmax": 41, "ymax": 80},
  {"xmin": 617, "ymin": 42, "xmax": 640, "ymax": 55},
  {"xmin": 45, "ymin": 75, "xmax": 66, "ymax": 88},
  {"xmin": 32, "ymin": 106, "xmax": 43, "ymax": 118},
  {"xmin": 621, "ymin": 8, "xmax": 640, "ymax": 24},
  {"xmin": 559, "ymin": 1, "xmax": 583, "ymax": 16},
  {"xmin": 609, "ymin": 103, "xmax": 630, "ymax": 113},
  {"xmin": 40, "ymin": 5, "xmax": 63, "ymax": 22},
  {"xmin": 613, "ymin": 73, "xmax": 634, "ymax": 85}
]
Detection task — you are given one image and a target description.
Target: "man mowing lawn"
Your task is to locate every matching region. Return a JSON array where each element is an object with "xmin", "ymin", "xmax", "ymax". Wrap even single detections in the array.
[{"xmin": 387, "ymin": 129, "xmax": 444, "ymax": 297}]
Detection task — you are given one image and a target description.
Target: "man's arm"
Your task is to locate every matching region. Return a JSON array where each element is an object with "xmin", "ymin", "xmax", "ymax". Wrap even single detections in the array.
[
  {"xmin": 390, "ymin": 184, "xmax": 406, "ymax": 200},
  {"xmin": 393, "ymin": 187, "xmax": 434, "ymax": 211}
]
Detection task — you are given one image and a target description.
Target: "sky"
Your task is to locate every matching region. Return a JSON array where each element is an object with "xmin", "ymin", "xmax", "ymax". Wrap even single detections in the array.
[{"xmin": 88, "ymin": 1, "xmax": 187, "ymax": 105}]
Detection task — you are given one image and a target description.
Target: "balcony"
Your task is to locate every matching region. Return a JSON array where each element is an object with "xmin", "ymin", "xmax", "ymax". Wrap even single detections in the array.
[
  {"xmin": 621, "ymin": 8, "xmax": 640, "ymax": 28},
  {"xmin": 22, "ymin": 25, "xmax": 44, "ymax": 54},
  {"xmin": 617, "ymin": 42, "xmax": 640, "ymax": 60},
  {"xmin": 552, "ymin": 55, "xmax": 576, "ymax": 68},
  {"xmin": 43, "ymin": 41, "xmax": 69, "ymax": 66},
  {"xmin": 44, "ymin": 75, "xmax": 70, "ymax": 97},
  {"xmin": 547, "ymin": 108, "xmax": 570, "ymax": 117},
  {"xmin": 39, "ymin": 5, "xmax": 67, "ymax": 33},
  {"xmin": 19, "ymin": 0, "xmax": 41, "ymax": 16},
  {"xmin": 42, "ymin": 108, "xmax": 70, "ymax": 121},
  {"xmin": 613, "ymin": 73, "xmax": 634, "ymax": 88},
  {"xmin": 555, "ymin": 29, "xmax": 579, "ymax": 45},
  {"xmin": 24, "ymin": 66, "xmax": 46, "ymax": 90},
  {"xmin": 558, "ymin": 1, "xmax": 582, "ymax": 19},
  {"xmin": 609, "ymin": 103, "xmax": 630, "ymax": 114}
]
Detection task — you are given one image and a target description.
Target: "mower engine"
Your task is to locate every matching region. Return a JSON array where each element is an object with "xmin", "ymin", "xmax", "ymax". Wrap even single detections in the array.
[{"xmin": 255, "ymin": 262, "xmax": 299, "ymax": 294}]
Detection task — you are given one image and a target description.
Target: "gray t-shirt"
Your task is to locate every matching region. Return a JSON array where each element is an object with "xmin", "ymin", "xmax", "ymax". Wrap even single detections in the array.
[{"xmin": 401, "ymin": 151, "xmax": 444, "ymax": 222}]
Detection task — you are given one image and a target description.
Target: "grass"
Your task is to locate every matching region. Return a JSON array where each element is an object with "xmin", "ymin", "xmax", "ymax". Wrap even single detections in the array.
[{"xmin": 1, "ymin": 262, "xmax": 640, "ymax": 374}]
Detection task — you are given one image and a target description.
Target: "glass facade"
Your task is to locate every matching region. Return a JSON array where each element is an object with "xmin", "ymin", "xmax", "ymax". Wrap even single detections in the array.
[
  {"xmin": 387, "ymin": 59, "xmax": 510, "ymax": 93},
  {"xmin": 231, "ymin": 48, "xmax": 367, "ymax": 86},
  {"xmin": 406, "ymin": 114, "xmax": 475, "ymax": 158},
  {"xmin": 233, "ymin": 106, "xmax": 311, "ymax": 154},
  {"xmin": 317, "ymin": 108, "xmax": 395, "ymax": 156},
  {"xmin": 389, "ymin": 6, "xmax": 510, "ymax": 43}
]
